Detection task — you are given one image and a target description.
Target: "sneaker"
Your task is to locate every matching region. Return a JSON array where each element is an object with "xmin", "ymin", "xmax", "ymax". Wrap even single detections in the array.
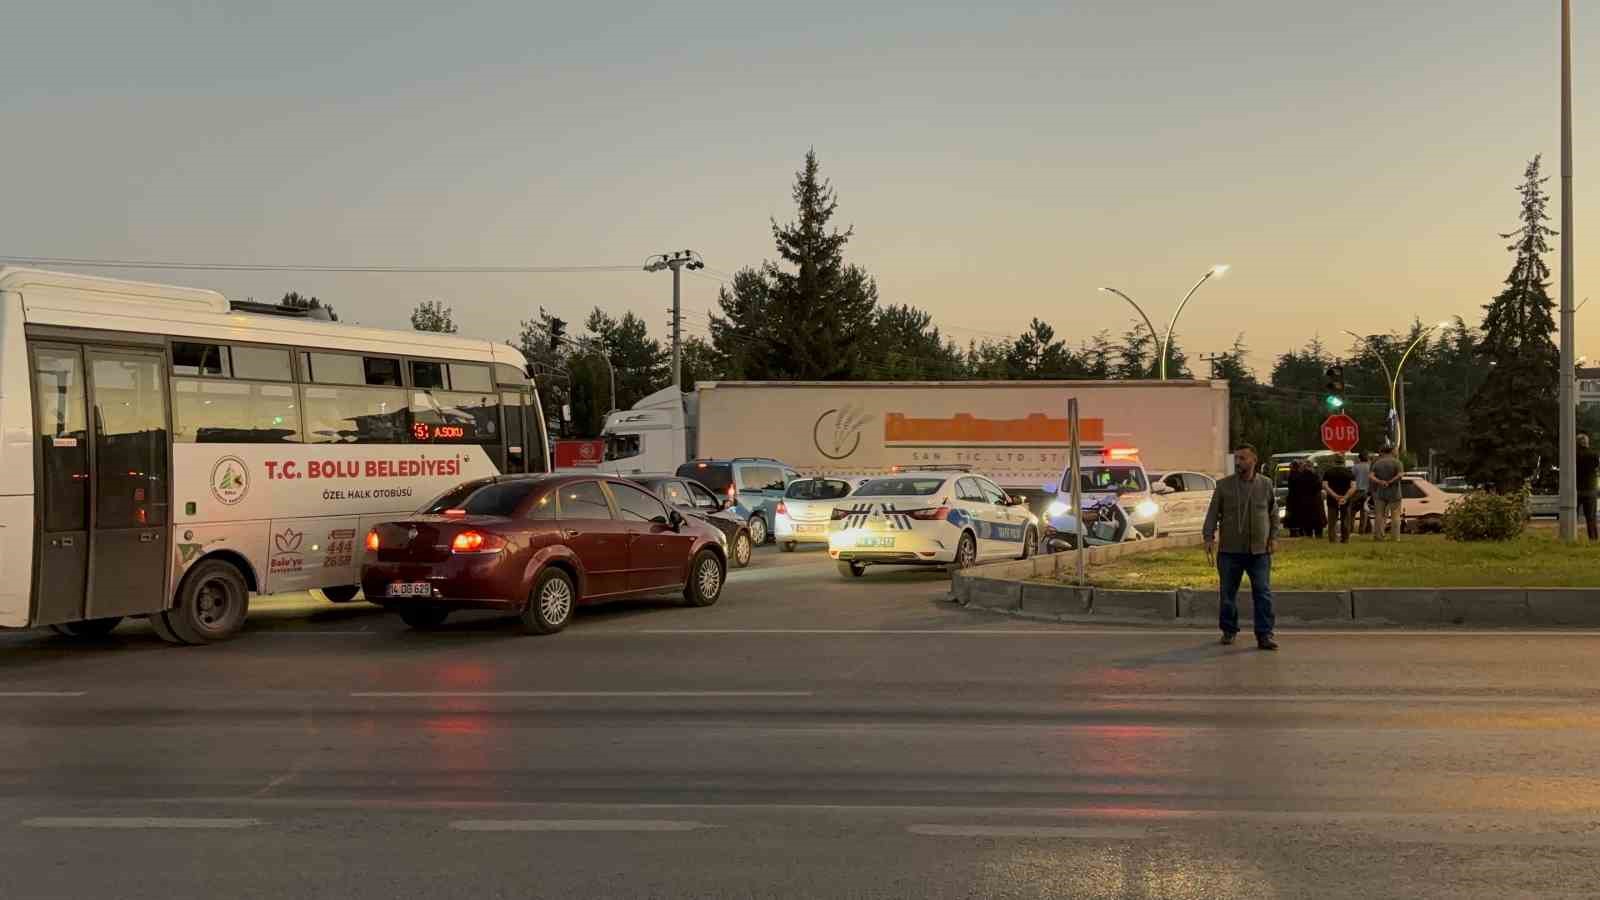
[
  {"xmin": 1220, "ymin": 632, "xmax": 1237, "ymax": 645},
  {"xmin": 1256, "ymin": 635, "xmax": 1279, "ymax": 651}
]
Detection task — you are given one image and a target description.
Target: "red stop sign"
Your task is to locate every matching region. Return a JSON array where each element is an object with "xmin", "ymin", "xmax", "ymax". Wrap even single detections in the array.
[{"xmin": 1321, "ymin": 414, "xmax": 1360, "ymax": 453}]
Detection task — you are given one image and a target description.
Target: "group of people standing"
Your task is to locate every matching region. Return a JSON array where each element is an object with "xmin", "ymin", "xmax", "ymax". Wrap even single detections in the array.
[{"xmin": 1284, "ymin": 447, "xmax": 1406, "ymax": 543}]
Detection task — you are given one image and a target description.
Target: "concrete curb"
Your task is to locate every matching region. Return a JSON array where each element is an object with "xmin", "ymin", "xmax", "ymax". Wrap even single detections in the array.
[{"xmin": 950, "ymin": 546, "xmax": 1600, "ymax": 628}]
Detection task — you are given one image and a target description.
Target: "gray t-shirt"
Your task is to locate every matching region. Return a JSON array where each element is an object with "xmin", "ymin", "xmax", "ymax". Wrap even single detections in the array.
[{"xmin": 1371, "ymin": 456, "xmax": 1403, "ymax": 501}]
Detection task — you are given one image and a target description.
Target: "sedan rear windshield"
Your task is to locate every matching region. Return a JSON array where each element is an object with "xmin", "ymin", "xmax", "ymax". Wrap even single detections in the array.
[
  {"xmin": 855, "ymin": 477, "xmax": 945, "ymax": 497},
  {"xmin": 678, "ymin": 462, "xmax": 733, "ymax": 494},
  {"xmin": 1078, "ymin": 466, "xmax": 1147, "ymax": 494},
  {"xmin": 786, "ymin": 478, "xmax": 852, "ymax": 501},
  {"xmin": 423, "ymin": 480, "xmax": 540, "ymax": 516}
]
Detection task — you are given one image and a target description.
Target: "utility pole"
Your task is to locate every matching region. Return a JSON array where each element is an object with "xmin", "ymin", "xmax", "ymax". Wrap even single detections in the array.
[
  {"xmin": 1200, "ymin": 353, "xmax": 1225, "ymax": 380},
  {"xmin": 1558, "ymin": 0, "xmax": 1578, "ymax": 541},
  {"xmin": 644, "ymin": 251, "xmax": 705, "ymax": 389}
]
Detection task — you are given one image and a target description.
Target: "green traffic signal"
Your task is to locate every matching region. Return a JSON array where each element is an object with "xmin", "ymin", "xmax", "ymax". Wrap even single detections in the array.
[{"xmin": 1326, "ymin": 395, "xmax": 1345, "ymax": 410}]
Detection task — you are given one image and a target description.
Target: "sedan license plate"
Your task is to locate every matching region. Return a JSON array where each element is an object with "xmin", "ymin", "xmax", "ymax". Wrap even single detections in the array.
[
  {"xmin": 387, "ymin": 582, "xmax": 432, "ymax": 598},
  {"xmin": 855, "ymin": 536, "xmax": 896, "ymax": 548},
  {"xmin": 795, "ymin": 524, "xmax": 824, "ymax": 534}
]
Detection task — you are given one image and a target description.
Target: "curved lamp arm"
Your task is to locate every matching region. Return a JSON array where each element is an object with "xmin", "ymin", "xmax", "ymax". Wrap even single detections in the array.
[{"xmin": 1099, "ymin": 287, "xmax": 1162, "ymax": 368}]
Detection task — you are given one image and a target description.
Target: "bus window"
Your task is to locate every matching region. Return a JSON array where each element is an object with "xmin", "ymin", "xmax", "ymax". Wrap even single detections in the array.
[
  {"xmin": 229, "ymin": 346, "xmax": 293, "ymax": 381},
  {"xmin": 449, "ymin": 364, "xmax": 493, "ymax": 392},
  {"xmin": 363, "ymin": 357, "xmax": 402, "ymax": 386},
  {"xmin": 174, "ymin": 379, "xmax": 300, "ymax": 443},
  {"xmin": 301, "ymin": 386, "xmax": 407, "ymax": 443},
  {"xmin": 409, "ymin": 391, "xmax": 501, "ymax": 444},
  {"xmin": 301, "ymin": 352, "xmax": 365, "ymax": 386},
  {"xmin": 172, "ymin": 342, "xmax": 226, "ymax": 377},
  {"xmin": 410, "ymin": 361, "xmax": 446, "ymax": 390}
]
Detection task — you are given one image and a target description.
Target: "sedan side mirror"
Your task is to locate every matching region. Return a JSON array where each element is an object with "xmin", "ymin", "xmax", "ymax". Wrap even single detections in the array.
[
  {"xmin": 1152, "ymin": 483, "xmax": 1175, "ymax": 496},
  {"xmin": 1005, "ymin": 495, "xmax": 1028, "ymax": 507},
  {"xmin": 668, "ymin": 509, "xmax": 687, "ymax": 530}
]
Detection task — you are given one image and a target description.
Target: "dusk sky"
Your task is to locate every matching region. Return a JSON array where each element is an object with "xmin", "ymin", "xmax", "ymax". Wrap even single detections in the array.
[{"xmin": 3, "ymin": 1, "xmax": 1595, "ymax": 370}]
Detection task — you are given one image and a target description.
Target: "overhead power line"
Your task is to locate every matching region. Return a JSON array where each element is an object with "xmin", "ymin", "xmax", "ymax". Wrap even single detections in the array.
[{"xmin": 0, "ymin": 255, "xmax": 638, "ymax": 274}]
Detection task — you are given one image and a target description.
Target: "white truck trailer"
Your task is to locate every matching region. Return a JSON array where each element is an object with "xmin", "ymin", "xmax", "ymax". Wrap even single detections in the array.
[{"xmin": 594, "ymin": 380, "xmax": 1231, "ymax": 507}]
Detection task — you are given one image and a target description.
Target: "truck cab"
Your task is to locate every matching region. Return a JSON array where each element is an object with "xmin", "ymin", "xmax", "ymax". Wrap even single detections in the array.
[{"xmin": 592, "ymin": 386, "xmax": 693, "ymax": 476}]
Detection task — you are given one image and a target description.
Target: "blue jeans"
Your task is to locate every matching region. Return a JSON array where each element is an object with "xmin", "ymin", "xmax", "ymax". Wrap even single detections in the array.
[{"xmin": 1217, "ymin": 551, "xmax": 1275, "ymax": 638}]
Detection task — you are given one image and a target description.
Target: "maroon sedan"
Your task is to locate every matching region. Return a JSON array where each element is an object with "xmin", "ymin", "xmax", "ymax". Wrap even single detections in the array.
[{"xmin": 362, "ymin": 474, "xmax": 728, "ymax": 633}]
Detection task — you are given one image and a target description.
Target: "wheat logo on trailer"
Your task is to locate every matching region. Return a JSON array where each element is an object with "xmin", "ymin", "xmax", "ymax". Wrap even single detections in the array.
[{"xmin": 210, "ymin": 456, "xmax": 250, "ymax": 505}]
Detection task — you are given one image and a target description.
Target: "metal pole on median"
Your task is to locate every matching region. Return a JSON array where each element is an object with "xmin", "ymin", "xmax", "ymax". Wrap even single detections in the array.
[
  {"xmin": 1558, "ymin": 0, "xmax": 1579, "ymax": 542},
  {"xmin": 1069, "ymin": 398, "xmax": 1085, "ymax": 586}
]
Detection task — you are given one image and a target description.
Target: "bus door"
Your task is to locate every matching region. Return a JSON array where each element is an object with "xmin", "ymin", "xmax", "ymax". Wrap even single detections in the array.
[
  {"xmin": 500, "ymin": 390, "xmax": 544, "ymax": 473},
  {"xmin": 31, "ymin": 343, "xmax": 170, "ymax": 625}
]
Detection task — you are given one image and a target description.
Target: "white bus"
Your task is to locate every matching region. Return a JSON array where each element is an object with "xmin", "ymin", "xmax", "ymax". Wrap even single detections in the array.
[{"xmin": 0, "ymin": 268, "xmax": 549, "ymax": 644}]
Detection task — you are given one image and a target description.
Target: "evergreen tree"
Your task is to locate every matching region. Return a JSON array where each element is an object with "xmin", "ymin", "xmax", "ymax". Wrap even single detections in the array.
[
  {"xmin": 410, "ymin": 299, "xmax": 457, "ymax": 333},
  {"xmin": 281, "ymin": 291, "xmax": 338, "ymax": 321},
  {"xmin": 679, "ymin": 336, "xmax": 722, "ymax": 391},
  {"xmin": 515, "ymin": 308, "xmax": 570, "ymax": 436},
  {"xmin": 867, "ymin": 304, "xmax": 965, "ymax": 380},
  {"xmin": 584, "ymin": 307, "xmax": 667, "ymax": 408},
  {"xmin": 1080, "ymin": 331, "xmax": 1117, "ymax": 379},
  {"xmin": 1115, "ymin": 324, "xmax": 1153, "ymax": 379},
  {"xmin": 710, "ymin": 150, "xmax": 880, "ymax": 379},
  {"xmin": 1463, "ymin": 156, "xmax": 1561, "ymax": 491}
]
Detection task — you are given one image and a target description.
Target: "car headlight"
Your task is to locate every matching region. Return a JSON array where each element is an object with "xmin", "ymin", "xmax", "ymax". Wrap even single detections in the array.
[
  {"xmin": 1046, "ymin": 500, "xmax": 1068, "ymax": 518},
  {"xmin": 1135, "ymin": 500, "xmax": 1159, "ymax": 520}
]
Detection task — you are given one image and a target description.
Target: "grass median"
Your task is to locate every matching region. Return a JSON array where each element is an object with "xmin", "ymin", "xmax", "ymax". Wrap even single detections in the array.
[{"xmin": 1069, "ymin": 533, "xmax": 1598, "ymax": 590}]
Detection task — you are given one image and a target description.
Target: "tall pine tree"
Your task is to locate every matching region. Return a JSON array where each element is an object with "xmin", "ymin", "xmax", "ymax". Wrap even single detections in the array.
[
  {"xmin": 711, "ymin": 150, "xmax": 879, "ymax": 379},
  {"xmin": 1462, "ymin": 156, "xmax": 1560, "ymax": 492}
]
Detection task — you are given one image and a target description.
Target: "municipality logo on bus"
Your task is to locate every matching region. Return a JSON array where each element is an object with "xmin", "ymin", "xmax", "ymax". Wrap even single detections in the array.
[{"xmin": 210, "ymin": 456, "xmax": 250, "ymax": 505}]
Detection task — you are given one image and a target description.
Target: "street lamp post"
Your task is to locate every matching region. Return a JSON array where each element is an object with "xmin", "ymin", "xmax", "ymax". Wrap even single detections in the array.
[
  {"xmin": 1100, "ymin": 265, "xmax": 1230, "ymax": 380},
  {"xmin": 1344, "ymin": 322, "xmax": 1452, "ymax": 460},
  {"xmin": 1557, "ymin": 0, "xmax": 1578, "ymax": 542},
  {"xmin": 644, "ymin": 251, "xmax": 705, "ymax": 389}
]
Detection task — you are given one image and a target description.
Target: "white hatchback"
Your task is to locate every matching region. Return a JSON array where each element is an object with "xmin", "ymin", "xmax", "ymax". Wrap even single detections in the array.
[
  {"xmin": 775, "ymin": 477, "xmax": 857, "ymax": 551},
  {"xmin": 828, "ymin": 472, "xmax": 1040, "ymax": 577}
]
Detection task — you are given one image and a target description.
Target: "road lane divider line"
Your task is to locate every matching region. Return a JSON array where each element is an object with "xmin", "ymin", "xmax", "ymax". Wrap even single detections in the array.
[
  {"xmin": 1089, "ymin": 693, "xmax": 1584, "ymax": 704},
  {"xmin": 613, "ymin": 628, "xmax": 1600, "ymax": 637},
  {"xmin": 909, "ymin": 824, "xmax": 1148, "ymax": 839},
  {"xmin": 450, "ymin": 819, "xmax": 715, "ymax": 833},
  {"xmin": 0, "ymin": 692, "xmax": 86, "ymax": 697},
  {"xmin": 22, "ymin": 817, "xmax": 261, "ymax": 830},
  {"xmin": 350, "ymin": 691, "xmax": 814, "ymax": 698}
]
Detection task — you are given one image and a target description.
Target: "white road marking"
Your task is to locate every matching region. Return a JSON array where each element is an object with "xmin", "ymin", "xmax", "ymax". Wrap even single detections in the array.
[
  {"xmin": 451, "ymin": 819, "xmax": 714, "ymax": 833},
  {"xmin": 350, "ymin": 691, "xmax": 814, "ymax": 698},
  {"xmin": 22, "ymin": 817, "xmax": 261, "ymax": 830},
  {"xmin": 614, "ymin": 628, "xmax": 1600, "ymax": 637},
  {"xmin": 0, "ymin": 692, "xmax": 86, "ymax": 697},
  {"xmin": 1090, "ymin": 693, "xmax": 1584, "ymax": 705},
  {"xmin": 910, "ymin": 824, "xmax": 1147, "ymax": 839}
]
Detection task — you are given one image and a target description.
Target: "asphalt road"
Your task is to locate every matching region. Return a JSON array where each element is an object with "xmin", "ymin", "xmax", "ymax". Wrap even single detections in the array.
[{"xmin": 2, "ymin": 545, "xmax": 1598, "ymax": 899}]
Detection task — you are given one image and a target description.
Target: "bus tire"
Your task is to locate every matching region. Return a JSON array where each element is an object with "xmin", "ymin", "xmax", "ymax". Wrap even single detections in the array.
[
  {"xmin": 161, "ymin": 559, "xmax": 250, "ymax": 645},
  {"xmin": 319, "ymin": 585, "xmax": 361, "ymax": 603},
  {"xmin": 49, "ymin": 617, "xmax": 123, "ymax": 639}
]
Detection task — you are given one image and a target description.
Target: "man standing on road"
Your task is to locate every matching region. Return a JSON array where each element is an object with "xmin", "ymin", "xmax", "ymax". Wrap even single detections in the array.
[
  {"xmin": 1577, "ymin": 434, "xmax": 1599, "ymax": 542},
  {"xmin": 1203, "ymin": 444, "xmax": 1280, "ymax": 651},
  {"xmin": 1370, "ymin": 445, "xmax": 1404, "ymax": 542},
  {"xmin": 1352, "ymin": 451, "xmax": 1372, "ymax": 534},
  {"xmin": 1322, "ymin": 456, "xmax": 1357, "ymax": 544}
]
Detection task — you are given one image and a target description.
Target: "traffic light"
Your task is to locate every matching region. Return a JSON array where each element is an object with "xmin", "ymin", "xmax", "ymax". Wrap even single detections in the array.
[
  {"xmin": 549, "ymin": 317, "xmax": 567, "ymax": 351},
  {"xmin": 1324, "ymin": 364, "xmax": 1346, "ymax": 410}
]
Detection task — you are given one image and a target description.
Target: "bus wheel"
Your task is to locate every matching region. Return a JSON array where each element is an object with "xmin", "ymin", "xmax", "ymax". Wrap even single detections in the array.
[
  {"xmin": 159, "ymin": 560, "xmax": 250, "ymax": 645},
  {"xmin": 49, "ymin": 617, "xmax": 123, "ymax": 639},
  {"xmin": 319, "ymin": 585, "xmax": 361, "ymax": 603}
]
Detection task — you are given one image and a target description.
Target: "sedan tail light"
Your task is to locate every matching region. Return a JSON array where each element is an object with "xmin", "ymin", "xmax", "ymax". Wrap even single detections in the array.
[
  {"xmin": 906, "ymin": 506, "xmax": 951, "ymax": 521},
  {"xmin": 451, "ymin": 530, "xmax": 505, "ymax": 554},
  {"xmin": 775, "ymin": 501, "xmax": 788, "ymax": 516},
  {"xmin": 365, "ymin": 530, "xmax": 380, "ymax": 552}
]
